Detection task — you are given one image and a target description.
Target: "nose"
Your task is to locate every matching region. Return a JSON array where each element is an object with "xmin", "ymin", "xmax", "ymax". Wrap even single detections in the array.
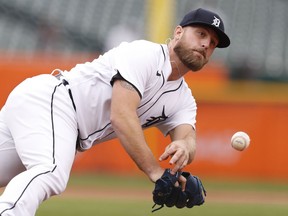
[
  {"xmin": 201, "ymin": 44, "xmax": 207, "ymax": 49},
  {"xmin": 201, "ymin": 39, "xmax": 210, "ymax": 49},
  {"xmin": 202, "ymin": 35, "xmax": 217, "ymax": 50}
]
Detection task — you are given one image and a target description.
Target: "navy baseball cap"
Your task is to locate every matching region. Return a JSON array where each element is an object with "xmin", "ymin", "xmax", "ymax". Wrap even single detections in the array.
[{"xmin": 179, "ymin": 8, "xmax": 230, "ymax": 48}]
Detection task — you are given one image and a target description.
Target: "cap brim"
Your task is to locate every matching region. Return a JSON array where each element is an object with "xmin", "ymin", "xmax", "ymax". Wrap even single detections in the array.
[
  {"xmin": 212, "ymin": 27, "xmax": 230, "ymax": 48},
  {"xmin": 183, "ymin": 22, "xmax": 230, "ymax": 48}
]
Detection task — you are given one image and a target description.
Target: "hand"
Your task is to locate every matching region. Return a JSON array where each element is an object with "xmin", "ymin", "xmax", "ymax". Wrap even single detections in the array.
[
  {"xmin": 159, "ymin": 140, "xmax": 190, "ymax": 175},
  {"xmin": 149, "ymin": 167, "xmax": 187, "ymax": 191}
]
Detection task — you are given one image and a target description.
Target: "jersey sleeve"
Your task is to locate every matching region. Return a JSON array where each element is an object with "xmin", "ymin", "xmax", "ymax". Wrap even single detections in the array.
[
  {"xmin": 111, "ymin": 40, "xmax": 161, "ymax": 98},
  {"xmin": 157, "ymin": 90, "xmax": 197, "ymax": 136}
]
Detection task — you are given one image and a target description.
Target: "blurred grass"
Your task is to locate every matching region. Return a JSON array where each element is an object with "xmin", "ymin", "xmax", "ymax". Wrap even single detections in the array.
[
  {"xmin": 67, "ymin": 173, "xmax": 288, "ymax": 192},
  {"xmin": 37, "ymin": 198, "xmax": 288, "ymax": 216},
  {"xmin": 35, "ymin": 173, "xmax": 288, "ymax": 216}
]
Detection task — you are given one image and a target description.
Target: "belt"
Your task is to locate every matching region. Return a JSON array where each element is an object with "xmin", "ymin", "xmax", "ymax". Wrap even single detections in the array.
[{"xmin": 51, "ymin": 69, "xmax": 76, "ymax": 111}]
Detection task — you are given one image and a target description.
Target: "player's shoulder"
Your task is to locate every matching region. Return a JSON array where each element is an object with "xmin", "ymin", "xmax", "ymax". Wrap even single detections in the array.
[
  {"xmin": 119, "ymin": 40, "xmax": 163, "ymax": 52},
  {"xmin": 115, "ymin": 40, "xmax": 166, "ymax": 64},
  {"xmin": 125, "ymin": 39, "xmax": 158, "ymax": 46}
]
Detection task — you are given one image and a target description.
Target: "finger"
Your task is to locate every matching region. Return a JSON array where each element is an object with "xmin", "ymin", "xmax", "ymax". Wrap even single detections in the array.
[
  {"xmin": 169, "ymin": 149, "xmax": 186, "ymax": 165},
  {"xmin": 170, "ymin": 168, "xmax": 176, "ymax": 175},
  {"xmin": 158, "ymin": 152, "xmax": 169, "ymax": 161},
  {"xmin": 178, "ymin": 175, "xmax": 187, "ymax": 191},
  {"xmin": 159, "ymin": 145, "xmax": 176, "ymax": 161},
  {"xmin": 171, "ymin": 163, "xmax": 182, "ymax": 175},
  {"xmin": 171, "ymin": 155, "xmax": 187, "ymax": 174},
  {"xmin": 169, "ymin": 154, "xmax": 179, "ymax": 165}
]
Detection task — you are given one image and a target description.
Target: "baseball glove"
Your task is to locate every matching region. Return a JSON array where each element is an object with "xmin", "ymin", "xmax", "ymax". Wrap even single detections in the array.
[
  {"xmin": 181, "ymin": 171, "xmax": 207, "ymax": 208},
  {"xmin": 152, "ymin": 169, "xmax": 206, "ymax": 212}
]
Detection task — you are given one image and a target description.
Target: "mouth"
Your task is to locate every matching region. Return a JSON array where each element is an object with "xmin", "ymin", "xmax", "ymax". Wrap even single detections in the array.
[{"xmin": 193, "ymin": 50, "xmax": 206, "ymax": 59}]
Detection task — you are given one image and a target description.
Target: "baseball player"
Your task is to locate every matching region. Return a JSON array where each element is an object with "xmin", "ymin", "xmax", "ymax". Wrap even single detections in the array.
[{"xmin": 0, "ymin": 8, "xmax": 230, "ymax": 215}]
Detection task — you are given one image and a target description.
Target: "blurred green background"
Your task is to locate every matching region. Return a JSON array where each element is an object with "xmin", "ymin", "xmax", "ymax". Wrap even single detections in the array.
[{"xmin": 36, "ymin": 174, "xmax": 288, "ymax": 216}]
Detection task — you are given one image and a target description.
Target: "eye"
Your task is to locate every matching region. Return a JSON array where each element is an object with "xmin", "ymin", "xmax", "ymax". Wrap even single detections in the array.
[
  {"xmin": 197, "ymin": 31, "xmax": 206, "ymax": 38},
  {"xmin": 210, "ymin": 40, "xmax": 217, "ymax": 48}
]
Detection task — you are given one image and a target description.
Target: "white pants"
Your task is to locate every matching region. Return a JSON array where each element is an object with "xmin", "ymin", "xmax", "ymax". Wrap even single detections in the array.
[{"xmin": 0, "ymin": 74, "xmax": 78, "ymax": 216}]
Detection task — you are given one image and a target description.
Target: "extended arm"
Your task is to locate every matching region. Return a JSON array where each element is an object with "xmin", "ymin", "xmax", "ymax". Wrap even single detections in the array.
[{"xmin": 110, "ymin": 80, "xmax": 164, "ymax": 182}]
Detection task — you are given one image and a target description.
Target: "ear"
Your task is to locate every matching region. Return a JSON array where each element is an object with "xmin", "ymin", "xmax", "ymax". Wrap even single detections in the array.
[{"xmin": 173, "ymin": 26, "xmax": 183, "ymax": 40}]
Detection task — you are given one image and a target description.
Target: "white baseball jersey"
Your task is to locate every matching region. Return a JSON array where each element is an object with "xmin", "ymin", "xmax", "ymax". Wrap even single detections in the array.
[
  {"xmin": 0, "ymin": 40, "xmax": 197, "ymax": 215},
  {"xmin": 63, "ymin": 40, "xmax": 197, "ymax": 151}
]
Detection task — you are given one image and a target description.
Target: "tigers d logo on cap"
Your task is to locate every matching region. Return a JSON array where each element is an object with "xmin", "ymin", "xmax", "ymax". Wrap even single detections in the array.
[{"xmin": 212, "ymin": 16, "xmax": 221, "ymax": 28}]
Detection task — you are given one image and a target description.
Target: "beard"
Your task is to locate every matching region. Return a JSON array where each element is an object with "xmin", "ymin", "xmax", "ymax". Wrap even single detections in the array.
[{"xmin": 174, "ymin": 40, "xmax": 208, "ymax": 71}]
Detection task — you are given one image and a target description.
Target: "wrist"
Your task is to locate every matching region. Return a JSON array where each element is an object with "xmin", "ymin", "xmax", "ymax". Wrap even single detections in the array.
[{"xmin": 148, "ymin": 167, "xmax": 164, "ymax": 183}]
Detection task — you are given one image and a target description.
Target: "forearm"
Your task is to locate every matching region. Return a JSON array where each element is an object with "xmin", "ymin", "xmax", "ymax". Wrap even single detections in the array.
[
  {"xmin": 110, "ymin": 80, "xmax": 163, "ymax": 182},
  {"xmin": 183, "ymin": 132, "xmax": 196, "ymax": 164},
  {"xmin": 111, "ymin": 112, "xmax": 162, "ymax": 182}
]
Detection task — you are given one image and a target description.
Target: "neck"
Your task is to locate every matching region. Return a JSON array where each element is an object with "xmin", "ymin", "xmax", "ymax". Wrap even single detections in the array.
[{"xmin": 169, "ymin": 60, "xmax": 183, "ymax": 81}]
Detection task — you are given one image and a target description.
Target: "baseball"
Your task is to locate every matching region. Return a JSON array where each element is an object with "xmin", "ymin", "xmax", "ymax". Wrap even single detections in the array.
[{"xmin": 231, "ymin": 131, "xmax": 250, "ymax": 151}]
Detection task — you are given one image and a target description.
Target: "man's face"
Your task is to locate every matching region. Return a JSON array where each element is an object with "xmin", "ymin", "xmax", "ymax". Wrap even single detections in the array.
[{"xmin": 174, "ymin": 25, "xmax": 219, "ymax": 71}]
